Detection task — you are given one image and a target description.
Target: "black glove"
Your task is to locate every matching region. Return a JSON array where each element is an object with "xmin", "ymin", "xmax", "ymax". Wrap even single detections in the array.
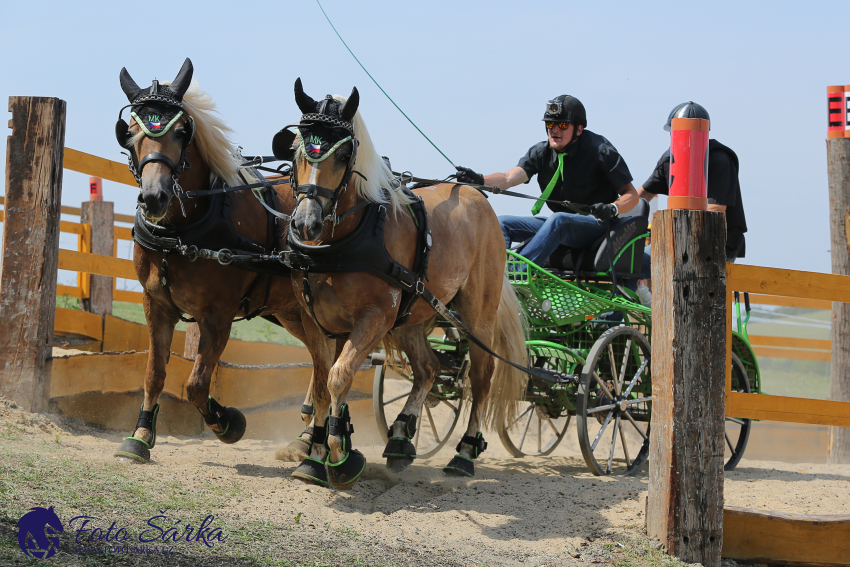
[
  {"xmin": 589, "ymin": 202, "xmax": 618, "ymax": 221},
  {"xmin": 455, "ymin": 166, "xmax": 485, "ymax": 186}
]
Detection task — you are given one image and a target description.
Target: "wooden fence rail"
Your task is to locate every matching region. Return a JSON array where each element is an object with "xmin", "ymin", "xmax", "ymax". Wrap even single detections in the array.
[{"xmin": 727, "ymin": 262, "xmax": 850, "ymax": 428}]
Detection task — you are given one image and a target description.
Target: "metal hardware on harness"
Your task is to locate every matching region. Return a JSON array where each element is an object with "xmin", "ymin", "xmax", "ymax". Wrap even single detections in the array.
[{"xmin": 180, "ymin": 244, "xmax": 290, "ymax": 267}]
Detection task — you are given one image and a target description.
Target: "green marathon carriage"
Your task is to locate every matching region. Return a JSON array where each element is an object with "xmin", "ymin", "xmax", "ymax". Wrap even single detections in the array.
[{"xmin": 372, "ymin": 199, "xmax": 760, "ymax": 476}]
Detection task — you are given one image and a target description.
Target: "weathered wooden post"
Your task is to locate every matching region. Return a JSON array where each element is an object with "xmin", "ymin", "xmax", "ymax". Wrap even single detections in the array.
[
  {"xmin": 646, "ymin": 112, "xmax": 727, "ymax": 567},
  {"xmin": 827, "ymin": 84, "xmax": 850, "ymax": 464},
  {"xmin": 184, "ymin": 323, "xmax": 201, "ymax": 360},
  {"xmin": 81, "ymin": 198, "xmax": 114, "ymax": 315},
  {"xmin": 0, "ymin": 97, "xmax": 66, "ymax": 412}
]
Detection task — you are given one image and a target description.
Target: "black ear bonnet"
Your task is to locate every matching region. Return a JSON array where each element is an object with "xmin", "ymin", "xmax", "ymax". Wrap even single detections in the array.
[
  {"xmin": 116, "ymin": 58, "xmax": 196, "ymax": 151},
  {"xmin": 272, "ymin": 77, "xmax": 360, "ymax": 163}
]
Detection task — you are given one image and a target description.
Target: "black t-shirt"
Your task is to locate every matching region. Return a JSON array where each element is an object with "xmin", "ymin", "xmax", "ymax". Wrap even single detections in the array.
[
  {"xmin": 642, "ymin": 139, "xmax": 748, "ymax": 258},
  {"xmin": 516, "ymin": 129, "xmax": 633, "ymax": 213}
]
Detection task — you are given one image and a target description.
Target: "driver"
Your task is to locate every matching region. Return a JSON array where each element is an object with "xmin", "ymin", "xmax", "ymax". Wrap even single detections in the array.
[{"xmin": 455, "ymin": 94, "xmax": 639, "ymax": 266}]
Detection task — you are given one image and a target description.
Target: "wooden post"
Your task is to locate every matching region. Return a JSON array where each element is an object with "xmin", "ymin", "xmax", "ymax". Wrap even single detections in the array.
[
  {"xmin": 827, "ymin": 135, "xmax": 850, "ymax": 464},
  {"xmin": 0, "ymin": 97, "xmax": 66, "ymax": 413},
  {"xmin": 647, "ymin": 209, "xmax": 727, "ymax": 566},
  {"xmin": 183, "ymin": 323, "xmax": 200, "ymax": 360},
  {"xmin": 81, "ymin": 200, "xmax": 114, "ymax": 315}
]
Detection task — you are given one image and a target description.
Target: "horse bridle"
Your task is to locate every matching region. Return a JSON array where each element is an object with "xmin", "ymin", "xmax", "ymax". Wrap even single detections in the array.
[
  {"xmin": 115, "ymin": 96, "xmax": 196, "ymax": 216},
  {"xmin": 289, "ymin": 113, "xmax": 366, "ymax": 226}
]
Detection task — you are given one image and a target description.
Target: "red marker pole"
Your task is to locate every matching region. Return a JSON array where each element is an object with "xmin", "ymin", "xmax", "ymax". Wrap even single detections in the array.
[
  {"xmin": 667, "ymin": 117, "xmax": 710, "ymax": 211},
  {"xmin": 89, "ymin": 177, "xmax": 103, "ymax": 201},
  {"xmin": 828, "ymin": 85, "xmax": 846, "ymax": 138},
  {"xmin": 845, "ymin": 85, "xmax": 850, "ymax": 138}
]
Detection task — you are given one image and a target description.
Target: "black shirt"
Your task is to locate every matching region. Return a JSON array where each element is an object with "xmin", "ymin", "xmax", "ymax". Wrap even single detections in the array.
[
  {"xmin": 642, "ymin": 139, "xmax": 747, "ymax": 257},
  {"xmin": 516, "ymin": 130, "xmax": 633, "ymax": 213}
]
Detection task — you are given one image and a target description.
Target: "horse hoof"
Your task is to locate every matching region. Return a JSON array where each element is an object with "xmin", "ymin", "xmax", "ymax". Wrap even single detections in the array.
[
  {"xmin": 382, "ymin": 437, "xmax": 416, "ymax": 459},
  {"xmin": 291, "ymin": 457, "xmax": 329, "ymax": 487},
  {"xmin": 114, "ymin": 437, "xmax": 151, "ymax": 463},
  {"xmin": 275, "ymin": 437, "xmax": 310, "ymax": 462},
  {"xmin": 215, "ymin": 407, "xmax": 246, "ymax": 444},
  {"xmin": 327, "ymin": 449, "xmax": 366, "ymax": 490},
  {"xmin": 386, "ymin": 456, "xmax": 415, "ymax": 472},
  {"xmin": 443, "ymin": 455, "xmax": 475, "ymax": 477}
]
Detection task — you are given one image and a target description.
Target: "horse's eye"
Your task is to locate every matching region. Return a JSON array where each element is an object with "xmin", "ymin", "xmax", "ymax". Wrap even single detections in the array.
[{"xmin": 336, "ymin": 151, "xmax": 351, "ymax": 163}]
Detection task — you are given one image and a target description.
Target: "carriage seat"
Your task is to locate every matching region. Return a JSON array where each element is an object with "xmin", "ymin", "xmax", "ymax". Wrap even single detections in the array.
[{"xmin": 540, "ymin": 198, "xmax": 650, "ymax": 278}]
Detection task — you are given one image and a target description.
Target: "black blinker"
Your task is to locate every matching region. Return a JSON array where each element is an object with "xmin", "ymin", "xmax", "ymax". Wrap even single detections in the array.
[
  {"xmin": 272, "ymin": 128, "xmax": 297, "ymax": 161},
  {"xmin": 115, "ymin": 119, "xmax": 131, "ymax": 148}
]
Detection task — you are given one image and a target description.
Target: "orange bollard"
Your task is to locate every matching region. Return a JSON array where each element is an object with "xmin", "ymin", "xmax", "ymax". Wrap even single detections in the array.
[
  {"xmin": 668, "ymin": 116, "xmax": 710, "ymax": 211},
  {"xmin": 845, "ymin": 85, "xmax": 850, "ymax": 138},
  {"xmin": 89, "ymin": 177, "xmax": 103, "ymax": 201},
  {"xmin": 827, "ymin": 85, "xmax": 846, "ymax": 138}
]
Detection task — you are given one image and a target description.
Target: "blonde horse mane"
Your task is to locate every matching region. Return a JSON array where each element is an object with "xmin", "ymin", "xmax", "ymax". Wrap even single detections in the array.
[{"xmin": 129, "ymin": 81, "xmax": 240, "ymax": 187}]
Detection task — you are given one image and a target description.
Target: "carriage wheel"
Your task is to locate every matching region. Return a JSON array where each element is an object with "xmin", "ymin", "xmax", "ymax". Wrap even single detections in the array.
[
  {"xmin": 498, "ymin": 357, "xmax": 571, "ymax": 457},
  {"xmin": 724, "ymin": 353, "xmax": 752, "ymax": 471},
  {"xmin": 373, "ymin": 361, "xmax": 463, "ymax": 458},
  {"xmin": 576, "ymin": 326, "xmax": 652, "ymax": 476}
]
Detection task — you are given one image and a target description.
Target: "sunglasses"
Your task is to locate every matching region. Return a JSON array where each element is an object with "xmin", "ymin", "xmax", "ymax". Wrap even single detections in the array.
[{"xmin": 545, "ymin": 122, "xmax": 572, "ymax": 130}]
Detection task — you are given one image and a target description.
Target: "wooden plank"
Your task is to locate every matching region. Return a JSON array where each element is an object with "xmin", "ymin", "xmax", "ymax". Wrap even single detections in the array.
[
  {"xmin": 56, "ymin": 285, "xmax": 85, "ymax": 299},
  {"xmin": 752, "ymin": 346, "xmax": 831, "ymax": 362},
  {"xmin": 748, "ymin": 335, "xmax": 831, "ymax": 350},
  {"xmin": 59, "ymin": 220, "xmax": 84, "ymax": 235},
  {"xmin": 728, "ymin": 263, "xmax": 850, "ymax": 303},
  {"xmin": 722, "ymin": 506, "xmax": 850, "ymax": 566},
  {"xmin": 115, "ymin": 213, "xmax": 135, "ymax": 224},
  {"xmin": 115, "ymin": 226, "xmax": 133, "ymax": 241},
  {"xmin": 53, "ymin": 308, "xmax": 103, "ymax": 341},
  {"xmin": 747, "ymin": 293, "xmax": 832, "ymax": 310},
  {"xmin": 114, "ymin": 289, "xmax": 143, "ymax": 304},
  {"xmin": 58, "ymin": 249, "xmax": 137, "ymax": 280},
  {"xmin": 81, "ymin": 202, "xmax": 114, "ymax": 315},
  {"xmin": 648, "ymin": 209, "xmax": 726, "ymax": 566},
  {"xmin": 727, "ymin": 392, "xmax": 850, "ymax": 427},
  {"xmin": 50, "ymin": 350, "xmax": 192, "ymax": 400},
  {"xmin": 0, "ymin": 96, "xmax": 66, "ymax": 413},
  {"xmin": 63, "ymin": 148, "xmax": 136, "ymax": 187}
]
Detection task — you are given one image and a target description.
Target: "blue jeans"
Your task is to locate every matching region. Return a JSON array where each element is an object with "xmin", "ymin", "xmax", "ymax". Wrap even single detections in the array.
[{"xmin": 499, "ymin": 213, "xmax": 616, "ymax": 267}]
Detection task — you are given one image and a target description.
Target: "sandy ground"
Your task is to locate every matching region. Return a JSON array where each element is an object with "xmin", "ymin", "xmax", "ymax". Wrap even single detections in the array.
[{"xmin": 2, "ymin": 395, "xmax": 849, "ymax": 567}]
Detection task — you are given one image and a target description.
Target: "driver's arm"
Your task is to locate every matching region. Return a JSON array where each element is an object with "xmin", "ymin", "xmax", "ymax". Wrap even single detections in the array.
[
  {"xmin": 484, "ymin": 166, "xmax": 529, "ymax": 191},
  {"xmin": 636, "ymin": 186, "xmax": 658, "ymax": 202},
  {"xmin": 613, "ymin": 182, "xmax": 639, "ymax": 214}
]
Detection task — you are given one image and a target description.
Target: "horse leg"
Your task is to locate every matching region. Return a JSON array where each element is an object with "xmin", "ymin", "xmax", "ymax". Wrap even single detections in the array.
[
  {"xmin": 382, "ymin": 324, "xmax": 440, "ymax": 471},
  {"xmin": 114, "ymin": 295, "xmax": 178, "ymax": 463},
  {"xmin": 442, "ymin": 284, "xmax": 500, "ymax": 477},
  {"xmin": 291, "ymin": 311, "xmax": 337, "ymax": 486},
  {"xmin": 325, "ymin": 313, "xmax": 390, "ymax": 490},
  {"xmin": 185, "ymin": 313, "xmax": 245, "ymax": 443}
]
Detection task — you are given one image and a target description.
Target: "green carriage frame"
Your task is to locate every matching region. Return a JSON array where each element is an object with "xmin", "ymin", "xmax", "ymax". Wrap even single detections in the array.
[{"xmin": 372, "ymin": 234, "xmax": 760, "ymax": 476}]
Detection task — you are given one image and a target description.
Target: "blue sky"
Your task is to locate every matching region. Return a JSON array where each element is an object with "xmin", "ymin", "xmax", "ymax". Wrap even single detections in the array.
[{"xmin": 1, "ymin": 0, "xmax": 847, "ymax": 272}]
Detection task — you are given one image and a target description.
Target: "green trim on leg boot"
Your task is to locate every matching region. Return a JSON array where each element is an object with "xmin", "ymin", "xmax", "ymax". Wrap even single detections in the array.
[
  {"xmin": 326, "ymin": 448, "xmax": 366, "ymax": 490},
  {"xmin": 292, "ymin": 456, "xmax": 329, "ymax": 487},
  {"xmin": 443, "ymin": 454, "xmax": 475, "ymax": 477}
]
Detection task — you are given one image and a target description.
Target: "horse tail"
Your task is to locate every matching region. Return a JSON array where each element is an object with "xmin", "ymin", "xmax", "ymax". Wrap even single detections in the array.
[
  {"xmin": 380, "ymin": 334, "xmax": 410, "ymax": 376},
  {"xmin": 480, "ymin": 274, "xmax": 529, "ymax": 432}
]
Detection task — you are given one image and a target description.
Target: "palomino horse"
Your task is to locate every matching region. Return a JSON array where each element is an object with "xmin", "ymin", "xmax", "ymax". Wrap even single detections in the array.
[
  {"xmin": 112, "ymin": 59, "xmax": 325, "ymax": 463},
  {"xmin": 282, "ymin": 79, "xmax": 528, "ymax": 489}
]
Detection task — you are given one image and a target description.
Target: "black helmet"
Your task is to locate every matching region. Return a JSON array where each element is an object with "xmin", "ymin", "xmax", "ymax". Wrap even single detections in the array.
[
  {"xmin": 542, "ymin": 95, "xmax": 587, "ymax": 127},
  {"xmin": 664, "ymin": 101, "xmax": 710, "ymax": 132}
]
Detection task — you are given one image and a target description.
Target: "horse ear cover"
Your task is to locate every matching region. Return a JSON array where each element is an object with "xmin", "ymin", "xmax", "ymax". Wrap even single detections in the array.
[
  {"xmin": 120, "ymin": 68, "xmax": 142, "ymax": 103},
  {"xmin": 340, "ymin": 87, "xmax": 359, "ymax": 122},
  {"xmin": 171, "ymin": 58, "xmax": 194, "ymax": 101},
  {"xmin": 272, "ymin": 128, "xmax": 296, "ymax": 161},
  {"xmin": 294, "ymin": 78, "xmax": 318, "ymax": 114}
]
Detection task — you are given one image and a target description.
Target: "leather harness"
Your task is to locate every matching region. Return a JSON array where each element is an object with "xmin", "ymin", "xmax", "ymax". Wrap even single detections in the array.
[
  {"xmin": 132, "ymin": 179, "xmax": 291, "ymax": 323},
  {"xmin": 286, "ymin": 193, "xmax": 432, "ymax": 339}
]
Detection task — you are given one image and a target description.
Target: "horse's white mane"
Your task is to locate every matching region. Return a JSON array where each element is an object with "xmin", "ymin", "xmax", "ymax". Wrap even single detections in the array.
[
  {"xmin": 335, "ymin": 94, "xmax": 414, "ymax": 212},
  {"xmin": 129, "ymin": 81, "xmax": 240, "ymax": 187}
]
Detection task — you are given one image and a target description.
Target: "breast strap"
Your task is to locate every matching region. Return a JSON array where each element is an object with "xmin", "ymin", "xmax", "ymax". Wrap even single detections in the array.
[{"xmin": 287, "ymin": 196, "xmax": 431, "ymax": 338}]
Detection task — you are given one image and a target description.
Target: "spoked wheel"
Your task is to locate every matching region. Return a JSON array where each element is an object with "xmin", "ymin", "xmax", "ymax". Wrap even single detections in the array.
[
  {"xmin": 373, "ymin": 361, "xmax": 464, "ymax": 458},
  {"xmin": 498, "ymin": 357, "xmax": 571, "ymax": 457},
  {"xmin": 577, "ymin": 326, "xmax": 652, "ymax": 476},
  {"xmin": 724, "ymin": 353, "xmax": 752, "ymax": 471}
]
